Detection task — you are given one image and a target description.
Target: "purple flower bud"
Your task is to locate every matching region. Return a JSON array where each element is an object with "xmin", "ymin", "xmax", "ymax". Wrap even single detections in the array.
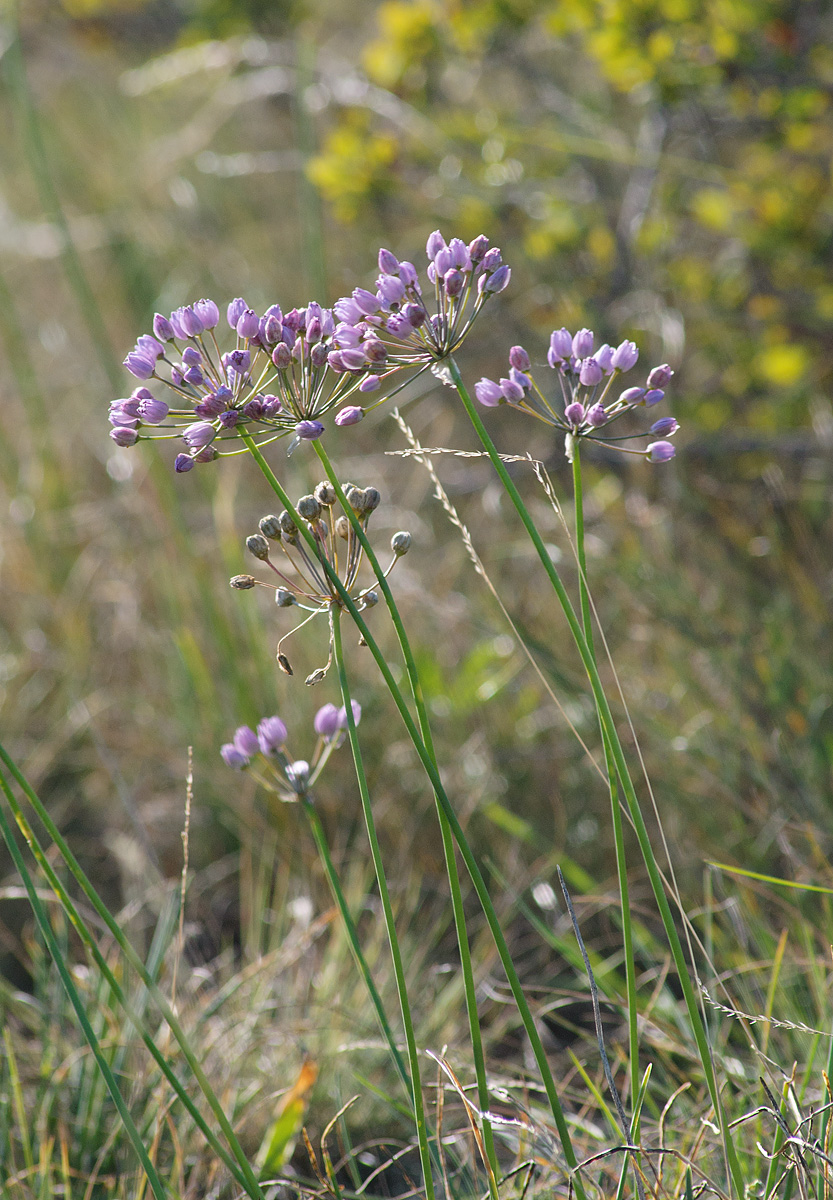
[
  {"xmin": 110, "ymin": 426, "xmax": 139, "ymax": 446},
  {"xmin": 401, "ymin": 303, "xmax": 426, "ymax": 328},
  {"xmin": 225, "ymin": 349, "xmax": 251, "ymax": 375},
  {"xmin": 647, "ymin": 440, "xmax": 676, "ymax": 462},
  {"xmin": 295, "ymin": 420, "xmax": 324, "ymax": 440},
  {"xmin": 337, "ymin": 700, "xmax": 362, "ymax": 729},
  {"xmin": 111, "ymin": 394, "xmax": 140, "ymax": 417},
  {"xmin": 171, "ymin": 368, "xmax": 184, "ymax": 387},
  {"xmin": 183, "ymin": 366, "xmax": 204, "ymax": 386},
  {"xmin": 124, "ymin": 351, "xmax": 155, "ymax": 380},
  {"xmin": 194, "ymin": 393, "xmax": 227, "ymax": 418},
  {"xmin": 174, "ymin": 453, "xmax": 195, "ymax": 473},
  {"xmin": 611, "ymin": 340, "xmax": 639, "ymax": 371},
  {"xmin": 586, "ymin": 403, "xmax": 607, "ymax": 427},
  {"xmin": 183, "ymin": 421, "xmax": 216, "ymax": 449},
  {"xmin": 448, "ymin": 237, "xmax": 471, "ymax": 270},
  {"xmin": 650, "ymin": 417, "xmax": 679, "ymax": 437},
  {"xmin": 339, "ymin": 347, "xmax": 368, "ymax": 372},
  {"xmin": 285, "ymin": 761, "xmax": 310, "ymax": 792},
  {"xmin": 443, "ymin": 268, "xmax": 464, "ymax": 297},
  {"xmin": 233, "ymin": 725, "xmax": 260, "ymax": 757},
  {"xmin": 334, "ymin": 296, "xmax": 364, "ymax": 325},
  {"xmin": 219, "ymin": 410, "xmax": 241, "ymax": 427},
  {"xmin": 272, "ymin": 343, "xmax": 291, "ymax": 369},
  {"xmin": 237, "ymin": 308, "xmax": 260, "ymax": 339},
  {"xmin": 221, "ymin": 744, "xmax": 249, "ymax": 769},
  {"xmin": 303, "ymin": 318, "xmax": 321, "ymax": 345},
  {"xmin": 194, "ymin": 298, "xmax": 219, "ymax": 329},
  {"xmin": 168, "ymin": 310, "xmax": 187, "ymax": 340},
  {"xmin": 327, "ymin": 350, "xmax": 345, "ymax": 372},
  {"xmin": 426, "ymin": 230, "xmax": 446, "ymax": 259},
  {"xmin": 509, "ymin": 345, "xmax": 531, "ymax": 372},
  {"xmin": 565, "ymin": 401, "xmax": 585, "ymax": 426},
  {"xmin": 227, "ymin": 298, "xmax": 247, "ymax": 328},
  {"xmin": 262, "ymin": 314, "xmax": 282, "ymax": 345},
  {"xmin": 182, "ymin": 346, "xmax": 202, "ymax": 367},
  {"xmin": 136, "ymin": 334, "xmax": 165, "ymax": 360},
  {"xmin": 593, "ymin": 343, "xmax": 614, "ymax": 373},
  {"xmin": 179, "ymin": 306, "xmax": 204, "ymax": 337},
  {"xmin": 153, "ymin": 313, "xmax": 175, "ymax": 342},
  {"xmin": 310, "ymin": 342, "xmax": 329, "ymax": 368},
  {"xmin": 549, "ymin": 328, "xmax": 573, "ymax": 361},
  {"xmin": 364, "ymin": 338, "xmax": 387, "ymax": 363},
  {"xmin": 352, "ymin": 288, "xmax": 380, "ymax": 317},
  {"xmin": 192, "ymin": 444, "xmax": 218, "ymax": 464},
  {"xmin": 500, "ymin": 377, "xmax": 525, "ymax": 403},
  {"xmin": 335, "ymin": 405, "xmax": 364, "ymax": 426},
  {"xmin": 619, "ymin": 387, "xmax": 646, "ymax": 405},
  {"xmin": 572, "ymin": 328, "xmax": 594, "ymax": 358},
  {"xmin": 434, "ymin": 246, "xmax": 454, "ymax": 276},
  {"xmin": 261, "ymin": 394, "xmax": 282, "ymax": 417},
  {"xmin": 475, "ymin": 377, "xmax": 503, "ymax": 407},
  {"xmin": 579, "ymin": 358, "xmax": 603, "ymax": 387},
  {"xmin": 377, "ymin": 274, "xmax": 406, "ymax": 305},
  {"xmin": 509, "ymin": 366, "xmax": 530, "ymax": 389},
  {"xmin": 480, "ymin": 264, "xmax": 510, "ymax": 294},
  {"xmin": 399, "ymin": 261, "xmax": 418, "ymax": 288},
  {"xmin": 314, "ymin": 703, "xmax": 340, "ymax": 738},
  {"xmin": 257, "ymin": 715, "xmax": 287, "ymax": 754},
  {"xmin": 481, "ymin": 247, "xmax": 502, "ymax": 272},
  {"xmin": 644, "ymin": 389, "xmax": 665, "ymax": 407},
  {"xmin": 359, "ymin": 376, "xmax": 380, "ymax": 392},
  {"xmin": 468, "ymin": 234, "xmax": 489, "ymax": 263},
  {"xmin": 138, "ymin": 397, "xmax": 169, "ymax": 424},
  {"xmin": 378, "ymin": 248, "xmax": 400, "ymax": 274},
  {"xmin": 647, "ymin": 364, "xmax": 674, "ymax": 389}
]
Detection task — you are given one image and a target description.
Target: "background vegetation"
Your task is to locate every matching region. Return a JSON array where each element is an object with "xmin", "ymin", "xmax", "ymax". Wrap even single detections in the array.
[{"xmin": 0, "ymin": 0, "xmax": 831, "ymax": 1195}]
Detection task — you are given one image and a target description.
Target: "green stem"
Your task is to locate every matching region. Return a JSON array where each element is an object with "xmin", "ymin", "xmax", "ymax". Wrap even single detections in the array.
[
  {"xmin": 448, "ymin": 357, "xmax": 743, "ymax": 1196},
  {"xmin": 331, "ymin": 610, "xmax": 435, "ymax": 1200},
  {"xmin": 312, "ymin": 440, "xmax": 499, "ymax": 1188},
  {"xmin": 300, "ymin": 795, "xmax": 412, "ymax": 1100},
  {"xmin": 0, "ymin": 794, "xmax": 169, "ymax": 1200},
  {"xmin": 0, "ymin": 747, "xmax": 266, "ymax": 1200},
  {"xmin": 239, "ymin": 431, "xmax": 584, "ymax": 1196},
  {"xmin": 572, "ymin": 444, "xmax": 640, "ymax": 1105}
]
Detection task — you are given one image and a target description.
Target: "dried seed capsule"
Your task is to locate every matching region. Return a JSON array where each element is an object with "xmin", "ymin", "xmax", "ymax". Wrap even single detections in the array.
[
  {"xmin": 278, "ymin": 510, "xmax": 297, "ymax": 535},
  {"xmin": 275, "ymin": 588, "xmax": 295, "ymax": 607},
  {"xmin": 360, "ymin": 589, "xmax": 379, "ymax": 608},
  {"xmin": 297, "ymin": 494, "xmax": 321, "ymax": 521},
  {"xmin": 277, "ymin": 652, "xmax": 293, "ymax": 675},
  {"xmin": 335, "ymin": 515, "xmax": 350, "ymax": 539},
  {"xmin": 363, "ymin": 487, "xmax": 381, "ymax": 513},
  {"xmin": 305, "ymin": 667, "xmax": 328, "ymax": 686},
  {"xmin": 230, "ymin": 574, "xmax": 257, "ymax": 589},
  {"xmin": 391, "ymin": 531, "xmax": 411, "ymax": 556},
  {"xmin": 345, "ymin": 486, "xmax": 365, "ymax": 512},
  {"xmin": 259, "ymin": 514, "xmax": 282, "ymax": 539},
  {"xmin": 246, "ymin": 534, "xmax": 270, "ymax": 560},
  {"xmin": 314, "ymin": 481, "xmax": 336, "ymax": 506}
]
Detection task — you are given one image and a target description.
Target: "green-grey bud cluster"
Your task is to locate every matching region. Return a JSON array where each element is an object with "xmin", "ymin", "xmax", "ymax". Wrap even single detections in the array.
[
  {"xmin": 297, "ymin": 494, "xmax": 321, "ymax": 521},
  {"xmin": 345, "ymin": 485, "xmax": 381, "ymax": 516},
  {"xmin": 314, "ymin": 481, "xmax": 336, "ymax": 506},
  {"xmin": 391, "ymin": 531, "xmax": 411, "ymax": 556},
  {"xmin": 259, "ymin": 514, "xmax": 282, "ymax": 539},
  {"xmin": 360, "ymin": 589, "xmax": 379, "ymax": 608}
]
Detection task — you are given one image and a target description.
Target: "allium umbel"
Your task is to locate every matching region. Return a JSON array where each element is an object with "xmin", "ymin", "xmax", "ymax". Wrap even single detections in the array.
[
  {"xmin": 113, "ymin": 297, "xmax": 388, "ymax": 470},
  {"xmin": 475, "ymin": 330, "xmax": 678, "ymax": 464}
]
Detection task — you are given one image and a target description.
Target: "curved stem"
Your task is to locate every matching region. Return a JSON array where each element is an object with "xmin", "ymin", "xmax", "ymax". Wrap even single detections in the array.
[
  {"xmin": 331, "ymin": 609, "xmax": 435, "ymax": 1200},
  {"xmin": 240, "ymin": 431, "xmax": 584, "ymax": 1195},
  {"xmin": 447, "ymin": 357, "xmax": 744, "ymax": 1196},
  {"xmin": 312, "ymin": 440, "xmax": 499, "ymax": 1187}
]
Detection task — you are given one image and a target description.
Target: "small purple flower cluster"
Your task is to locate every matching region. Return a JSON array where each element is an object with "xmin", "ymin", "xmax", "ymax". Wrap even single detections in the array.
[
  {"xmin": 221, "ymin": 702, "xmax": 361, "ymax": 798},
  {"xmin": 112, "ymin": 297, "xmax": 387, "ymax": 470},
  {"xmin": 331, "ymin": 231, "xmax": 510, "ymax": 382},
  {"xmin": 475, "ymin": 329, "xmax": 678, "ymax": 463}
]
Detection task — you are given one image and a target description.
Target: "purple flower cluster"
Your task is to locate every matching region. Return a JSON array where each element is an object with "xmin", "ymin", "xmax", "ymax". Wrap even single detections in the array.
[
  {"xmin": 331, "ymin": 231, "xmax": 510, "ymax": 382},
  {"xmin": 112, "ymin": 297, "xmax": 386, "ymax": 471},
  {"xmin": 474, "ymin": 329, "xmax": 678, "ymax": 463},
  {"xmin": 220, "ymin": 702, "xmax": 361, "ymax": 797}
]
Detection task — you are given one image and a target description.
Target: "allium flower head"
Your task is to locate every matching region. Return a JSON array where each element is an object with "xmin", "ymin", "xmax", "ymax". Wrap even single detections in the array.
[
  {"xmin": 329, "ymin": 232, "xmax": 510, "ymax": 391},
  {"xmin": 475, "ymin": 329, "xmax": 679, "ymax": 464},
  {"xmin": 231, "ymin": 482, "xmax": 409, "ymax": 686},
  {"xmin": 112, "ymin": 295, "xmax": 384, "ymax": 470}
]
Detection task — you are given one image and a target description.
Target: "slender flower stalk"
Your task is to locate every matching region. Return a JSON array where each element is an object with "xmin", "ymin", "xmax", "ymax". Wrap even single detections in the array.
[
  {"xmin": 447, "ymin": 356, "xmax": 744, "ymax": 1196},
  {"xmin": 239, "ymin": 430, "xmax": 586, "ymax": 1196}
]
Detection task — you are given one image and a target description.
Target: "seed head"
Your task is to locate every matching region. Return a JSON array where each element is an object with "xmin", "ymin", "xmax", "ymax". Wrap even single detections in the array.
[
  {"xmin": 259, "ymin": 514, "xmax": 282, "ymax": 539},
  {"xmin": 297, "ymin": 494, "xmax": 322, "ymax": 521},
  {"xmin": 314, "ymin": 481, "xmax": 337, "ymax": 506},
  {"xmin": 246, "ymin": 534, "xmax": 271, "ymax": 561},
  {"xmin": 275, "ymin": 588, "xmax": 296, "ymax": 607},
  {"xmin": 335, "ymin": 515, "xmax": 350, "ymax": 539},
  {"xmin": 391, "ymin": 531, "xmax": 411, "ymax": 556},
  {"xmin": 230, "ymin": 574, "xmax": 257, "ymax": 590}
]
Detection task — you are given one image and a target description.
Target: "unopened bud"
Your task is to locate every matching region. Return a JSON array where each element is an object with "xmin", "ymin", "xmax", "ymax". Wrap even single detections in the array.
[
  {"xmin": 360, "ymin": 589, "xmax": 379, "ymax": 608},
  {"xmin": 297, "ymin": 494, "xmax": 321, "ymax": 521},
  {"xmin": 391, "ymin": 531, "xmax": 411, "ymax": 556},
  {"xmin": 259, "ymin": 514, "xmax": 282, "ymax": 539},
  {"xmin": 246, "ymin": 534, "xmax": 270, "ymax": 560},
  {"xmin": 275, "ymin": 588, "xmax": 295, "ymax": 607},
  {"xmin": 345, "ymin": 486, "xmax": 365, "ymax": 512},
  {"xmin": 314, "ymin": 481, "xmax": 336, "ymax": 506},
  {"xmin": 230, "ymin": 574, "xmax": 257, "ymax": 589},
  {"xmin": 363, "ymin": 487, "xmax": 381, "ymax": 513},
  {"xmin": 279, "ymin": 510, "xmax": 297, "ymax": 535}
]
